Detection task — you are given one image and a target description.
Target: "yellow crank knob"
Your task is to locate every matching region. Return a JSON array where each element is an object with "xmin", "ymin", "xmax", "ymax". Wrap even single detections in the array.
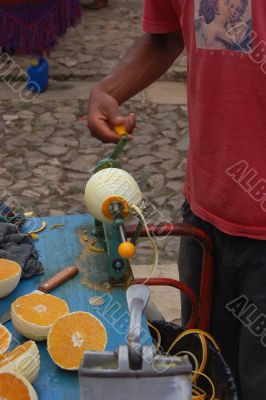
[
  {"xmin": 118, "ymin": 242, "xmax": 136, "ymax": 259},
  {"xmin": 114, "ymin": 124, "xmax": 128, "ymax": 137}
]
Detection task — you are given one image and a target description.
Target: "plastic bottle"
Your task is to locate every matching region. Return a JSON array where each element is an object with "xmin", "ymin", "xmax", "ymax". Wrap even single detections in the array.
[{"xmin": 27, "ymin": 57, "xmax": 49, "ymax": 93}]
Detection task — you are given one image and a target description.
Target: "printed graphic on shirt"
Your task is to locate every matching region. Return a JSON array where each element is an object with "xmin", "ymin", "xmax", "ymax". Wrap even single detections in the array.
[{"xmin": 195, "ymin": 0, "xmax": 253, "ymax": 52}]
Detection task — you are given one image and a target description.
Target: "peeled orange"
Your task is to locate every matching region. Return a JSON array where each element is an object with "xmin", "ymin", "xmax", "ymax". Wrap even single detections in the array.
[
  {"xmin": 0, "ymin": 259, "xmax": 22, "ymax": 299},
  {"xmin": 0, "ymin": 324, "xmax": 12, "ymax": 355},
  {"xmin": 11, "ymin": 293, "xmax": 69, "ymax": 341},
  {"xmin": 47, "ymin": 311, "xmax": 107, "ymax": 370},
  {"xmin": 0, "ymin": 371, "xmax": 38, "ymax": 400},
  {"xmin": 0, "ymin": 340, "xmax": 40, "ymax": 383}
]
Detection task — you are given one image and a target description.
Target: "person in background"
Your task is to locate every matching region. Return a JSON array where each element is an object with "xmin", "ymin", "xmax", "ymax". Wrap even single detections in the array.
[{"xmin": 0, "ymin": 0, "xmax": 81, "ymax": 55}]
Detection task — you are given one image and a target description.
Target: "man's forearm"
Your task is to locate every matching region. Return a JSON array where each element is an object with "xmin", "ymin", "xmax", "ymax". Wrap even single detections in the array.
[{"xmin": 94, "ymin": 31, "xmax": 184, "ymax": 104}]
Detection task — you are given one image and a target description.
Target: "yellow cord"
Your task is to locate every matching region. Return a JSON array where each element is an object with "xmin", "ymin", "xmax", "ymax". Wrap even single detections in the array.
[
  {"xmin": 166, "ymin": 329, "xmax": 221, "ymax": 400},
  {"xmin": 177, "ymin": 350, "xmax": 199, "ymax": 372},
  {"xmin": 167, "ymin": 329, "xmax": 220, "ymax": 354},
  {"xmin": 192, "ymin": 393, "xmax": 206, "ymax": 400},
  {"xmin": 147, "ymin": 321, "xmax": 162, "ymax": 352},
  {"xmin": 167, "ymin": 330, "xmax": 207, "ymax": 383},
  {"xmin": 196, "ymin": 334, "xmax": 207, "ymax": 382},
  {"xmin": 148, "ymin": 324, "xmax": 204, "ymax": 378},
  {"xmin": 130, "ymin": 204, "xmax": 158, "ymax": 284},
  {"xmin": 192, "ymin": 394, "xmax": 206, "ymax": 400},
  {"xmin": 193, "ymin": 381, "xmax": 207, "ymax": 399},
  {"xmin": 147, "ymin": 324, "xmax": 215, "ymax": 399},
  {"xmin": 192, "ymin": 371, "xmax": 216, "ymax": 400},
  {"xmin": 193, "ymin": 383, "xmax": 207, "ymax": 395},
  {"xmin": 190, "ymin": 329, "xmax": 220, "ymax": 351}
]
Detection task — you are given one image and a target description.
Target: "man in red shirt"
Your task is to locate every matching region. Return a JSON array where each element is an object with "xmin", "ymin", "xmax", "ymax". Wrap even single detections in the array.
[{"xmin": 88, "ymin": 1, "xmax": 266, "ymax": 398}]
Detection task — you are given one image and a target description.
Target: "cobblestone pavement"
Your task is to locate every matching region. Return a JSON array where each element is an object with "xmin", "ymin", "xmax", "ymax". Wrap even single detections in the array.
[
  {"xmin": 1, "ymin": 0, "xmax": 189, "ymax": 266},
  {"xmin": 14, "ymin": 0, "xmax": 187, "ymax": 82}
]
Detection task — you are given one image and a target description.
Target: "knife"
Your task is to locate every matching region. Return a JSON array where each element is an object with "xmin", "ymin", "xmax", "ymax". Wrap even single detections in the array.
[{"xmin": 0, "ymin": 265, "xmax": 78, "ymax": 324}]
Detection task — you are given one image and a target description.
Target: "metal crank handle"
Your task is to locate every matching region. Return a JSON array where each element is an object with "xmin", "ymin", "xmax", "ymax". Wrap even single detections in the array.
[
  {"xmin": 118, "ymin": 224, "xmax": 136, "ymax": 259},
  {"xmin": 114, "ymin": 123, "xmax": 129, "ymax": 137},
  {"xmin": 127, "ymin": 284, "xmax": 150, "ymax": 369},
  {"xmin": 107, "ymin": 124, "xmax": 129, "ymax": 161}
]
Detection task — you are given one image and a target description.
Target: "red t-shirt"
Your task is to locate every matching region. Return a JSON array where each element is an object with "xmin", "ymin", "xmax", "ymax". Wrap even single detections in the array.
[{"xmin": 143, "ymin": 0, "xmax": 266, "ymax": 240}]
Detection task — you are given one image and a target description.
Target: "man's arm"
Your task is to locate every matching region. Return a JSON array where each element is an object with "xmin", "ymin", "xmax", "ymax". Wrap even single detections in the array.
[{"xmin": 88, "ymin": 31, "xmax": 184, "ymax": 142}]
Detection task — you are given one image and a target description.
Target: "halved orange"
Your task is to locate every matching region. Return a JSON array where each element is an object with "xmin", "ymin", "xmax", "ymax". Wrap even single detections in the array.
[
  {"xmin": 0, "ymin": 340, "xmax": 40, "ymax": 383},
  {"xmin": 0, "ymin": 371, "xmax": 38, "ymax": 400},
  {"xmin": 0, "ymin": 259, "xmax": 22, "ymax": 299},
  {"xmin": 11, "ymin": 293, "xmax": 69, "ymax": 341},
  {"xmin": 47, "ymin": 311, "xmax": 107, "ymax": 370},
  {"xmin": 0, "ymin": 324, "xmax": 12, "ymax": 355}
]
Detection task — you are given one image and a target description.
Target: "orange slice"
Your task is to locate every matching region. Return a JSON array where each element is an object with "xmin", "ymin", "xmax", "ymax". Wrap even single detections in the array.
[
  {"xmin": 0, "ymin": 324, "xmax": 12, "ymax": 355},
  {"xmin": 0, "ymin": 259, "xmax": 22, "ymax": 299},
  {"xmin": 0, "ymin": 340, "xmax": 40, "ymax": 383},
  {"xmin": 11, "ymin": 293, "xmax": 69, "ymax": 341},
  {"xmin": 0, "ymin": 371, "xmax": 38, "ymax": 400},
  {"xmin": 47, "ymin": 311, "xmax": 107, "ymax": 370}
]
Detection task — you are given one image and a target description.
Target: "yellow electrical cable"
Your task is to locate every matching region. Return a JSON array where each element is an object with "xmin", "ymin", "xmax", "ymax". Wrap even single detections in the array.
[
  {"xmin": 192, "ymin": 381, "xmax": 209, "ymax": 399},
  {"xmin": 193, "ymin": 392, "xmax": 205, "ymax": 398},
  {"xmin": 193, "ymin": 383, "xmax": 208, "ymax": 395},
  {"xmin": 192, "ymin": 392, "xmax": 206, "ymax": 400},
  {"xmin": 192, "ymin": 371, "xmax": 216, "ymax": 400},
  {"xmin": 177, "ymin": 350, "xmax": 199, "ymax": 372},
  {"xmin": 147, "ymin": 321, "xmax": 162, "ymax": 352},
  {"xmin": 130, "ymin": 204, "xmax": 158, "ymax": 284},
  {"xmin": 167, "ymin": 329, "xmax": 207, "ymax": 382},
  {"xmin": 167, "ymin": 329, "xmax": 220, "ymax": 353},
  {"xmin": 197, "ymin": 334, "xmax": 207, "ymax": 382},
  {"xmin": 191, "ymin": 329, "xmax": 221, "ymax": 351},
  {"xmin": 147, "ymin": 324, "xmax": 200, "ymax": 379},
  {"xmin": 148, "ymin": 327, "xmax": 209, "ymax": 399},
  {"xmin": 167, "ymin": 328, "xmax": 221, "ymax": 399},
  {"xmin": 147, "ymin": 324, "xmax": 221, "ymax": 400},
  {"xmin": 192, "ymin": 395, "xmax": 206, "ymax": 400},
  {"xmin": 192, "ymin": 384, "xmax": 207, "ymax": 396}
]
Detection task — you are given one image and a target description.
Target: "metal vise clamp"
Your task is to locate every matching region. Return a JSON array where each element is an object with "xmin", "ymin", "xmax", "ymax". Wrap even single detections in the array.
[{"xmin": 79, "ymin": 285, "xmax": 192, "ymax": 400}]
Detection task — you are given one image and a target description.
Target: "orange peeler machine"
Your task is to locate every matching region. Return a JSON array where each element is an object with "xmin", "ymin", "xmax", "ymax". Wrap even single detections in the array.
[{"xmin": 79, "ymin": 125, "xmax": 215, "ymax": 399}]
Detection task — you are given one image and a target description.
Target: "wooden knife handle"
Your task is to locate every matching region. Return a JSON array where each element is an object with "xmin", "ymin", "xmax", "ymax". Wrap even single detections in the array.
[{"xmin": 38, "ymin": 266, "xmax": 78, "ymax": 293}]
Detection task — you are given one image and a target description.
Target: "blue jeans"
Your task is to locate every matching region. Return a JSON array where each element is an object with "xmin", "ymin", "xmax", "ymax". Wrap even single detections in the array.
[{"xmin": 178, "ymin": 201, "xmax": 266, "ymax": 400}]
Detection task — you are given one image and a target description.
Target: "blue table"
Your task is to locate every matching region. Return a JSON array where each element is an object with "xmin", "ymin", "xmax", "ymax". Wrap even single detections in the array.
[{"xmin": 0, "ymin": 215, "xmax": 151, "ymax": 400}]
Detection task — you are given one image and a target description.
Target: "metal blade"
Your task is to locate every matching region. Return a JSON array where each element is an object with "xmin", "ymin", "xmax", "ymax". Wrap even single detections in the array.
[{"xmin": 0, "ymin": 308, "xmax": 11, "ymax": 324}]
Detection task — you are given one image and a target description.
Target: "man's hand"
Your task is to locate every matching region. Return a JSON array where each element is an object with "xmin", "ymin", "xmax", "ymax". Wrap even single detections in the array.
[
  {"xmin": 88, "ymin": 88, "xmax": 136, "ymax": 143},
  {"xmin": 87, "ymin": 32, "xmax": 184, "ymax": 143}
]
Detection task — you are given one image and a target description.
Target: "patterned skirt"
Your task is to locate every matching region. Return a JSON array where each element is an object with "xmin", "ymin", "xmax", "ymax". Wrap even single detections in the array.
[{"xmin": 0, "ymin": 0, "xmax": 81, "ymax": 55}]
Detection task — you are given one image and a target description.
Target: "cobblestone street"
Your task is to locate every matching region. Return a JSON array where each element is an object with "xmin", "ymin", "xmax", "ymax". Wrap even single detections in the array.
[
  {"xmin": 14, "ymin": 0, "xmax": 187, "ymax": 82},
  {"xmin": 0, "ymin": 0, "xmax": 188, "ymax": 266}
]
